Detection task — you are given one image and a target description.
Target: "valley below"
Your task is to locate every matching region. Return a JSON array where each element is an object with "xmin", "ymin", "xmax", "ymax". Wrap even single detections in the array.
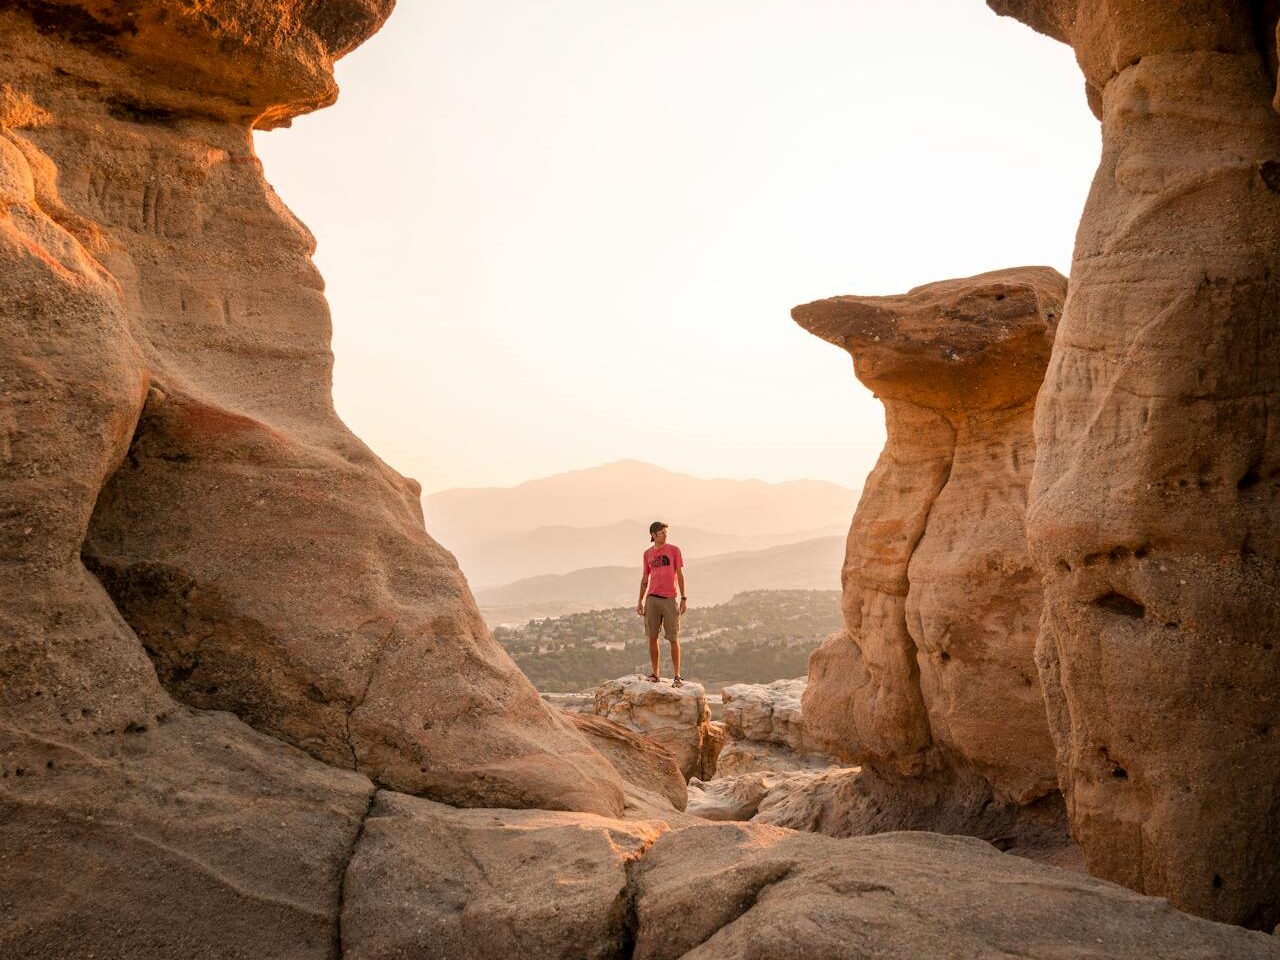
[{"xmin": 494, "ymin": 589, "xmax": 841, "ymax": 692}]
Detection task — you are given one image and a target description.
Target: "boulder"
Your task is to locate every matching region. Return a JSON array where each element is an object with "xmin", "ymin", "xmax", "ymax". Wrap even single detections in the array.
[
  {"xmin": 0, "ymin": 711, "xmax": 374, "ymax": 960},
  {"xmin": 341, "ymin": 792, "xmax": 663, "ymax": 960},
  {"xmin": 700, "ymin": 719, "xmax": 726, "ymax": 780},
  {"xmin": 630, "ymin": 824, "xmax": 1280, "ymax": 960},
  {"xmin": 0, "ymin": 0, "xmax": 622, "ymax": 816},
  {"xmin": 987, "ymin": 0, "xmax": 1280, "ymax": 927},
  {"xmin": 594, "ymin": 677, "xmax": 713, "ymax": 780},
  {"xmin": 792, "ymin": 268, "xmax": 1066, "ymax": 831}
]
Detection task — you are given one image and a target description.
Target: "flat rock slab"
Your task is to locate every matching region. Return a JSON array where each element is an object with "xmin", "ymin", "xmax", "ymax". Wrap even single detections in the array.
[
  {"xmin": 342, "ymin": 792, "xmax": 664, "ymax": 960},
  {"xmin": 631, "ymin": 824, "xmax": 1280, "ymax": 960}
]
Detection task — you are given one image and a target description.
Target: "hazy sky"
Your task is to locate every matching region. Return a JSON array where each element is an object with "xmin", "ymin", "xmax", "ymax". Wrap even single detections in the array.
[{"xmin": 255, "ymin": 0, "xmax": 1098, "ymax": 495}]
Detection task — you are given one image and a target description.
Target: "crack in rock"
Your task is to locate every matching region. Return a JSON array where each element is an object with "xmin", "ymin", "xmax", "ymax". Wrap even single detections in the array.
[{"xmin": 334, "ymin": 786, "xmax": 378, "ymax": 960}]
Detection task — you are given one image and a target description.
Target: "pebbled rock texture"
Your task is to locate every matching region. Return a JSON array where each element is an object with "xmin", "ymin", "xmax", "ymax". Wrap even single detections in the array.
[
  {"xmin": 0, "ymin": 0, "xmax": 623, "ymax": 817},
  {"xmin": 0, "ymin": 710, "xmax": 375, "ymax": 960},
  {"xmin": 792, "ymin": 268, "xmax": 1067, "ymax": 835},
  {"xmin": 987, "ymin": 0, "xmax": 1280, "ymax": 927}
]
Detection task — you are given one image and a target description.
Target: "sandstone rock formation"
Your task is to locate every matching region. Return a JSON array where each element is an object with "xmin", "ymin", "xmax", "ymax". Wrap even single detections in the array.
[
  {"xmin": 566, "ymin": 710, "xmax": 689, "ymax": 813},
  {"xmin": 686, "ymin": 771, "xmax": 787, "ymax": 822},
  {"xmin": 700, "ymin": 718, "xmax": 726, "ymax": 779},
  {"xmin": 986, "ymin": 0, "xmax": 1280, "ymax": 928},
  {"xmin": 630, "ymin": 825, "xmax": 1280, "ymax": 960},
  {"xmin": 792, "ymin": 268, "xmax": 1067, "ymax": 838},
  {"xmin": 342, "ymin": 792, "xmax": 664, "ymax": 960},
  {"xmin": 0, "ymin": 710, "xmax": 375, "ymax": 960},
  {"xmin": 594, "ymin": 677, "xmax": 715, "ymax": 780},
  {"xmin": 716, "ymin": 677, "xmax": 839, "ymax": 776},
  {"xmin": 0, "ymin": 0, "xmax": 622, "ymax": 816}
]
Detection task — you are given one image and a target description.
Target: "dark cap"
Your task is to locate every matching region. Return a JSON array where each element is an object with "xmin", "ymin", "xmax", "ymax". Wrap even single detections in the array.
[{"xmin": 649, "ymin": 521, "xmax": 667, "ymax": 542}]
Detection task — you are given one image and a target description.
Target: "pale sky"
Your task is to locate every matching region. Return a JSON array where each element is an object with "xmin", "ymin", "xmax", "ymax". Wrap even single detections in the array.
[{"xmin": 254, "ymin": 0, "xmax": 1098, "ymax": 495}]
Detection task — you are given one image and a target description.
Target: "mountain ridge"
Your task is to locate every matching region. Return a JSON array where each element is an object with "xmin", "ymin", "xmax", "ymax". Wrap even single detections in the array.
[{"xmin": 476, "ymin": 535, "xmax": 845, "ymax": 626}]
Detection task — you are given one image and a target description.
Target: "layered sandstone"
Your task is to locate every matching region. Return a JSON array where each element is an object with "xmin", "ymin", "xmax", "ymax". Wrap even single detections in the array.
[
  {"xmin": 716, "ymin": 678, "xmax": 839, "ymax": 776},
  {"xmin": 987, "ymin": 0, "xmax": 1280, "ymax": 927},
  {"xmin": 0, "ymin": 1, "xmax": 621, "ymax": 816},
  {"xmin": 594, "ymin": 677, "xmax": 715, "ymax": 780},
  {"xmin": 566, "ymin": 711, "xmax": 690, "ymax": 814},
  {"xmin": 792, "ymin": 268, "xmax": 1067, "ymax": 838}
]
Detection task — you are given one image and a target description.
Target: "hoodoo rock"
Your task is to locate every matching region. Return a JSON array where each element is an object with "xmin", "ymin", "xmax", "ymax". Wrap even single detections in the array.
[
  {"xmin": 987, "ymin": 0, "xmax": 1280, "ymax": 927},
  {"xmin": 792, "ymin": 268, "xmax": 1067, "ymax": 841},
  {"xmin": 0, "ymin": 1, "xmax": 622, "ymax": 816}
]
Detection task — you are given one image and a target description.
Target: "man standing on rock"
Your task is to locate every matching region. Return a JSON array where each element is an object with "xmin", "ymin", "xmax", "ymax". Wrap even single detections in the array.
[{"xmin": 636, "ymin": 521, "xmax": 687, "ymax": 686}]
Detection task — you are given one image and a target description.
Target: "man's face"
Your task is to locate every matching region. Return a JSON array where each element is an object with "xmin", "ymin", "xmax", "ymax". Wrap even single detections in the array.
[{"xmin": 654, "ymin": 527, "xmax": 668, "ymax": 546}]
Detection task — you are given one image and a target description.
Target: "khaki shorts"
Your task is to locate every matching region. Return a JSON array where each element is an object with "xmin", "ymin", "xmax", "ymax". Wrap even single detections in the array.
[{"xmin": 644, "ymin": 595, "xmax": 680, "ymax": 642}]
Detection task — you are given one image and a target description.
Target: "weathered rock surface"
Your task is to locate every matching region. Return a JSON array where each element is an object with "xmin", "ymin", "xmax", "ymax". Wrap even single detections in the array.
[
  {"xmin": 792, "ymin": 268, "xmax": 1067, "ymax": 831},
  {"xmin": 721, "ymin": 678, "xmax": 808, "ymax": 751},
  {"xmin": 714, "ymin": 738, "xmax": 835, "ymax": 778},
  {"xmin": 987, "ymin": 0, "xmax": 1280, "ymax": 927},
  {"xmin": 0, "ymin": 710, "xmax": 374, "ymax": 960},
  {"xmin": 686, "ymin": 772, "xmax": 787, "ymax": 822},
  {"xmin": 594, "ymin": 677, "xmax": 713, "ymax": 780},
  {"xmin": 0, "ymin": 0, "xmax": 622, "ymax": 816},
  {"xmin": 716, "ymin": 678, "xmax": 840, "ymax": 776},
  {"xmin": 566, "ymin": 711, "xmax": 688, "ymax": 813},
  {"xmin": 630, "ymin": 824, "xmax": 1280, "ymax": 960},
  {"xmin": 342, "ymin": 792, "xmax": 663, "ymax": 960},
  {"xmin": 700, "ymin": 718, "xmax": 726, "ymax": 780}
]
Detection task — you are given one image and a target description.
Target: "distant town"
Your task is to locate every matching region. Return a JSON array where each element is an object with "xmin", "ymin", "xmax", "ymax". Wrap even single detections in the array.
[{"xmin": 493, "ymin": 589, "xmax": 841, "ymax": 692}]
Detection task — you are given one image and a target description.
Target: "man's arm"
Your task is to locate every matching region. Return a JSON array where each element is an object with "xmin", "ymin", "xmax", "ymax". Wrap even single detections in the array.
[
  {"xmin": 677, "ymin": 568, "xmax": 687, "ymax": 614},
  {"xmin": 636, "ymin": 566, "xmax": 649, "ymax": 615}
]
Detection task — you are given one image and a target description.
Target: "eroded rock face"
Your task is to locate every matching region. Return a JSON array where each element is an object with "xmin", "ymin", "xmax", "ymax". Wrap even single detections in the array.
[
  {"xmin": 594, "ymin": 677, "xmax": 713, "ymax": 780},
  {"xmin": 792, "ymin": 268, "xmax": 1066, "ymax": 829},
  {"xmin": 0, "ymin": 0, "xmax": 622, "ymax": 816},
  {"xmin": 2, "ymin": 0, "xmax": 394, "ymax": 128},
  {"xmin": 721, "ymin": 679, "xmax": 808, "ymax": 750},
  {"xmin": 987, "ymin": 0, "xmax": 1280, "ymax": 927}
]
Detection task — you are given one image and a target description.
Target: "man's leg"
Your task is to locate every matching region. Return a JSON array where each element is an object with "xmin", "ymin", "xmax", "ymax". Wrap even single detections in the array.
[
  {"xmin": 643, "ymin": 598, "xmax": 661, "ymax": 678},
  {"xmin": 665, "ymin": 598, "xmax": 682, "ymax": 680}
]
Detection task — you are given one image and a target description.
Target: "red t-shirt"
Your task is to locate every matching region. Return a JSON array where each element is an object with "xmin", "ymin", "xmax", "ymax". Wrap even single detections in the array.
[{"xmin": 643, "ymin": 544, "xmax": 683, "ymax": 598}]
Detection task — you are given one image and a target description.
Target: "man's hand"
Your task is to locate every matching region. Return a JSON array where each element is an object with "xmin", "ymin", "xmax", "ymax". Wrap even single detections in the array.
[
  {"xmin": 636, "ymin": 601, "xmax": 645, "ymax": 616},
  {"xmin": 679, "ymin": 597, "xmax": 688, "ymax": 615}
]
